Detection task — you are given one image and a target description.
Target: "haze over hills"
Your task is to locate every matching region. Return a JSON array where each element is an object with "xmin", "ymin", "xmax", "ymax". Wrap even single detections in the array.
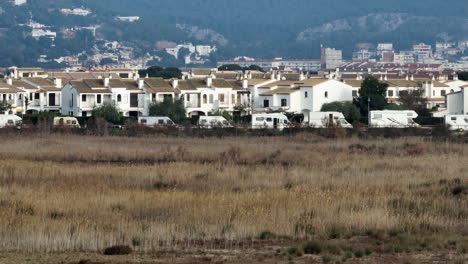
[{"xmin": 1, "ymin": 0, "xmax": 468, "ymax": 67}]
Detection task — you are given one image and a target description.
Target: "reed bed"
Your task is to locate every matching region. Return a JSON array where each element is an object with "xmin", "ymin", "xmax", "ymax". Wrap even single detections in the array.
[{"xmin": 0, "ymin": 134, "xmax": 466, "ymax": 254}]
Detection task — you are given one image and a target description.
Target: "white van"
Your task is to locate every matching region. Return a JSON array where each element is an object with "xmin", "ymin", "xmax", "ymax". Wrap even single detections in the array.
[
  {"xmin": 53, "ymin": 117, "xmax": 80, "ymax": 128},
  {"xmin": 0, "ymin": 115, "xmax": 22, "ymax": 128},
  {"xmin": 198, "ymin": 116, "xmax": 232, "ymax": 128},
  {"xmin": 252, "ymin": 113, "xmax": 290, "ymax": 130},
  {"xmin": 369, "ymin": 110, "xmax": 420, "ymax": 128},
  {"xmin": 306, "ymin": 112, "xmax": 352, "ymax": 128},
  {"xmin": 138, "ymin": 116, "xmax": 176, "ymax": 127},
  {"xmin": 445, "ymin": 115, "xmax": 468, "ymax": 131}
]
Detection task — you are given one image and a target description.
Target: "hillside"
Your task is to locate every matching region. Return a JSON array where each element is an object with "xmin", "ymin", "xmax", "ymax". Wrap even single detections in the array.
[{"xmin": 1, "ymin": 0, "xmax": 468, "ymax": 67}]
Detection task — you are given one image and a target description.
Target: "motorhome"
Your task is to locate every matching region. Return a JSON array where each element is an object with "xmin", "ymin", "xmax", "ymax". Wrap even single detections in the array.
[
  {"xmin": 0, "ymin": 115, "xmax": 22, "ymax": 128},
  {"xmin": 369, "ymin": 110, "xmax": 420, "ymax": 128},
  {"xmin": 445, "ymin": 115, "xmax": 468, "ymax": 131},
  {"xmin": 251, "ymin": 113, "xmax": 290, "ymax": 130},
  {"xmin": 198, "ymin": 116, "xmax": 232, "ymax": 129},
  {"xmin": 138, "ymin": 116, "xmax": 176, "ymax": 127},
  {"xmin": 306, "ymin": 112, "xmax": 353, "ymax": 128},
  {"xmin": 53, "ymin": 117, "xmax": 80, "ymax": 128}
]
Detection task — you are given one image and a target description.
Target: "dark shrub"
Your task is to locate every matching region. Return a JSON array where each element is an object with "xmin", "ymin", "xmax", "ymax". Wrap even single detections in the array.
[
  {"xmin": 452, "ymin": 185, "xmax": 467, "ymax": 196},
  {"xmin": 303, "ymin": 241, "xmax": 322, "ymax": 254},
  {"xmin": 103, "ymin": 245, "xmax": 132, "ymax": 255}
]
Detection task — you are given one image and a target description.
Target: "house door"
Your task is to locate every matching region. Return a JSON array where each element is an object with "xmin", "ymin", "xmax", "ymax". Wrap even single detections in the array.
[
  {"xmin": 130, "ymin": 94, "xmax": 138, "ymax": 107},
  {"xmin": 48, "ymin": 93, "xmax": 55, "ymax": 106},
  {"xmin": 273, "ymin": 118, "xmax": 279, "ymax": 129}
]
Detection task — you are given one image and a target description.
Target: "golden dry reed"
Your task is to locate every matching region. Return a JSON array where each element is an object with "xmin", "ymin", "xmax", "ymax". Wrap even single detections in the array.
[{"xmin": 0, "ymin": 134, "xmax": 466, "ymax": 253}]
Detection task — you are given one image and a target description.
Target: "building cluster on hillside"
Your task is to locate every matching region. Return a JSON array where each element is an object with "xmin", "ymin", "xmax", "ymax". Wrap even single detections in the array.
[{"xmin": 1, "ymin": 66, "xmax": 468, "ymax": 120}]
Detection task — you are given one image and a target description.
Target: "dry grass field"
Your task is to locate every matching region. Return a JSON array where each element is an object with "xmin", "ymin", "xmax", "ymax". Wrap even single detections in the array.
[{"xmin": 0, "ymin": 133, "xmax": 466, "ymax": 264}]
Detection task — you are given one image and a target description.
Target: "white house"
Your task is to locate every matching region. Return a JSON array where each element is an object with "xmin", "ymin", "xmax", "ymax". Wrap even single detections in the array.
[
  {"xmin": 0, "ymin": 79, "xmax": 25, "ymax": 114},
  {"xmin": 173, "ymin": 77, "xmax": 250, "ymax": 117},
  {"xmin": 447, "ymin": 87, "xmax": 468, "ymax": 115},
  {"xmin": 255, "ymin": 78, "xmax": 353, "ymax": 122}
]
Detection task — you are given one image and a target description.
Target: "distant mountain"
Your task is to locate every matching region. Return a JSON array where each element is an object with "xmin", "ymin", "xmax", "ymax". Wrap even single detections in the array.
[{"xmin": 1, "ymin": 0, "xmax": 468, "ymax": 67}]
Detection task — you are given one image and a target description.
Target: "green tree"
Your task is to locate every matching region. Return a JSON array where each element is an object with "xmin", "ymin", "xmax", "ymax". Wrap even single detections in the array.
[
  {"xmin": 148, "ymin": 99, "xmax": 186, "ymax": 123},
  {"xmin": 384, "ymin": 103, "xmax": 406, "ymax": 110},
  {"xmin": 353, "ymin": 77, "xmax": 388, "ymax": 116},
  {"xmin": 321, "ymin": 101, "xmax": 361, "ymax": 123},
  {"xmin": 210, "ymin": 110, "xmax": 233, "ymax": 121},
  {"xmin": 398, "ymin": 88, "xmax": 428, "ymax": 113},
  {"xmin": 218, "ymin": 64, "xmax": 242, "ymax": 71},
  {"xmin": 244, "ymin": 65, "xmax": 265, "ymax": 72},
  {"xmin": 93, "ymin": 102, "xmax": 122, "ymax": 125},
  {"xmin": 140, "ymin": 66, "xmax": 182, "ymax": 79},
  {"xmin": 0, "ymin": 101, "xmax": 12, "ymax": 114},
  {"xmin": 458, "ymin": 72, "xmax": 468, "ymax": 81}
]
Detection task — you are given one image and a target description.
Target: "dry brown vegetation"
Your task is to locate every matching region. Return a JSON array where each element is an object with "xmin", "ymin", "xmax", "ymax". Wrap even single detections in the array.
[{"xmin": 0, "ymin": 134, "xmax": 466, "ymax": 263}]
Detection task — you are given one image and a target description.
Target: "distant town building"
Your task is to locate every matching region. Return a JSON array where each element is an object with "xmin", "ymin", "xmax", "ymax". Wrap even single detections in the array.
[
  {"xmin": 115, "ymin": 16, "xmax": 140, "ymax": 22},
  {"xmin": 352, "ymin": 49, "xmax": 375, "ymax": 61},
  {"xmin": 13, "ymin": 0, "xmax": 26, "ymax": 6},
  {"xmin": 413, "ymin": 43, "xmax": 433, "ymax": 62},
  {"xmin": 217, "ymin": 58, "xmax": 321, "ymax": 72},
  {"xmin": 321, "ymin": 47, "xmax": 343, "ymax": 70},
  {"xmin": 60, "ymin": 8, "xmax": 92, "ymax": 16}
]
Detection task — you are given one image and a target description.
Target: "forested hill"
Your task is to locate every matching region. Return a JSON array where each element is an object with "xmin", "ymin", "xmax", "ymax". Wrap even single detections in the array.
[{"xmin": 1, "ymin": 0, "xmax": 468, "ymax": 67}]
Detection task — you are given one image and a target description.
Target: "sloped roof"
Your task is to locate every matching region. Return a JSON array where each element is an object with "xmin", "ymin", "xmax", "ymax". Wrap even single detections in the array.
[
  {"xmin": 227, "ymin": 80, "xmax": 246, "ymax": 91},
  {"xmin": 260, "ymin": 87, "xmax": 300, "ymax": 96},
  {"xmin": 12, "ymin": 80, "xmax": 37, "ymax": 90},
  {"xmin": 297, "ymin": 78, "xmax": 329, "ymax": 87},
  {"xmin": 248, "ymin": 79, "xmax": 272, "ymax": 86},
  {"xmin": 70, "ymin": 80, "xmax": 112, "ymax": 94},
  {"xmin": 144, "ymin": 78, "xmax": 174, "ymax": 93},
  {"xmin": 191, "ymin": 68, "xmax": 213, "ymax": 75},
  {"xmin": 343, "ymin": 79, "xmax": 363, "ymax": 87},
  {"xmin": 0, "ymin": 80, "xmax": 24, "ymax": 93},
  {"xmin": 212, "ymin": 79, "xmax": 233, "ymax": 88}
]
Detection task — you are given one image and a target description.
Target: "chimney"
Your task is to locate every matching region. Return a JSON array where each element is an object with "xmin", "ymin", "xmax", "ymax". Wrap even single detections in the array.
[
  {"xmin": 54, "ymin": 78, "xmax": 62, "ymax": 88},
  {"xmin": 171, "ymin": 79, "xmax": 179, "ymax": 88},
  {"xmin": 406, "ymin": 75, "xmax": 409, "ymax": 81},
  {"xmin": 242, "ymin": 79, "xmax": 248, "ymax": 89},
  {"xmin": 271, "ymin": 71, "xmax": 276, "ymax": 80},
  {"xmin": 454, "ymin": 74, "xmax": 459, "ymax": 81},
  {"xmin": 206, "ymin": 76, "xmax": 212, "ymax": 87},
  {"xmin": 276, "ymin": 72, "xmax": 282, "ymax": 81},
  {"xmin": 138, "ymin": 79, "xmax": 144, "ymax": 89},
  {"xmin": 6, "ymin": 78, "xmax": 12, "ymax": 86},
  {"xmin": 384, "ymin": 75, "xmax": 388, "ymax": 81},
  {"xmin": 299, "ymin": 72, "xmax": 305, "ymax": 81},
  {"xmin": 104, "ymin": 77, "xmax": 109, "ymax": 87},
  {"xmin": 410, "ymin": 75, "xmax": 414, "ymax": 81}
]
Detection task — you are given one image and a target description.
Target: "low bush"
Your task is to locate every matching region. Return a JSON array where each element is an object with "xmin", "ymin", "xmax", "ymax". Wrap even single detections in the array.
[
  {"xmin": 103, "ymin": 245, "xmax": 132, "ymax": 255},
  {"xmin": 303, "ymin": 241, "xmax": 322, "ymax": 254}
]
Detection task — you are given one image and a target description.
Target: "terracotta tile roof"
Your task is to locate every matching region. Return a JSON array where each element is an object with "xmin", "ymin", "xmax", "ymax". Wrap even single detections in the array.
[
  {"xmin": 227, "ymin": 80, "xmax": 246, "ymax": 91},
  {"xmin": 191, "ymin": 68, "xmax": 213, "ymax": 75},
  {"xmin": 343, "ymin": 79, "xmax": 363, "ymax": 87},
  {"xmin": 212, "ymin": 79, "xmax": 233, "ymax": 88},
  {"xmin": 0, "ymin": 80, "xmax": 24, "ymax": 93},
  {"xmin": 12, "ymin": 80, "xmax": 37, "ymax": 90}
]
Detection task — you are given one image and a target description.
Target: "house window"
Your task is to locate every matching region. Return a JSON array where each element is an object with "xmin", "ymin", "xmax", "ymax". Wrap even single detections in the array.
[
  {"xmin": 82, "ymin": 95, "xmax": 87, "ymax": 102},
  {"xmin": 388, "ymin": 90, "xmax": 394, "ymax": 97},
  {"xmin": 117, "ymin": 94, "xmax": 122, "ymax": 102},
  {"xmin": 450, "ymin": 89, "xmax": 454, "ymax": 93},
  {"xmin": 441, "ymin": 90, "xmax": 446, "ymax": 96},
  {"xmin": 209, "ymin": 94, "xmax": 214, "ymax": 104},
  {"xmin": 281, "ymin": 99, "xmax": 287, "ymax": 107},
  {"xmin": 29, "ymin": 94, "xmax": 33, "ymax": 101},
  {"xmin": 97, "ymin": 94, "xmax": 102, "ymax": 104},
  {"xmin": 203, "ymin": 94, "xmax": 207, "ymax": 104},
  {"xmin": 263, "ymin": 99, "xmax": 269, "ymax": 108},
  {"xmin": 232, "ymin": 94, "xmax": 235, "ymax": 104},
  {"xmin": 324, "ymin": 91, "xmax": 328, "ymax": 98},
  {"xmin": 433, "ymin": 91, "xmax": 435, "ymax": 96},
  {"xmin": 82, "ymin": 111, "xmax": 87, "ymax": 117},
  {"xmin": 34, "ymin": 93, "xmax": 40, "ymax": 100},
  {"xmin": 218, "ymin": 93, "xmax": 225, "ymax": 103},
  {"xmin": 352, "ymin": 90, "xmax": 358, "ymax": 97},
  {"xmin": 305, "ymin": 91, "xmax": 308, "ymax": 98}
]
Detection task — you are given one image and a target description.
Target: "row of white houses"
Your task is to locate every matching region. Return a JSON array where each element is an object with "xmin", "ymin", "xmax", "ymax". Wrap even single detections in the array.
[{"xmin": 2, "ymin": 67, "xmax": 468, "ymax": 119}]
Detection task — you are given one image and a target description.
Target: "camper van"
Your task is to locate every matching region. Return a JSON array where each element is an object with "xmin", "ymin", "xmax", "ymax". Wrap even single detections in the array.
[
  {"xmin": 198, "ymin": 116, "xmax": 232, "ymax": 129},
  {"xmin": 445, "ymin": 115, "xmax": 468, "ymax": 131},
  {"xmin": 306, "ymin": 112, "xmax": 353, "ymax": 128},
  {"xmin": 0, "ymin": 115, "xmax": 22, "ymax": 129},
  {"xmin": 369, "ymin": 110, "xmax": 420, "ymax": 128},
  {"xmin": 251, "ymin": 113, "xmax": 290, "ymax": 130},
  {"xmin": 53, "ymin": 117, "xmax": 81, "ymax": 128},
  {"xmin": 138, "ymin": 116, "xmax": 176, "ymax": 127}
]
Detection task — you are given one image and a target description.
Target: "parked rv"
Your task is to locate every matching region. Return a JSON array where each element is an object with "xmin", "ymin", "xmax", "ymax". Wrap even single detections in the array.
[
  {"xmin": 369, "ymin": 110, "xmax": 420, "ymax": 128},
  {"xmin": 138, "ymin": 116, "xmax": 176, "ymax": 127},
  {"xmin": 445, "ymin": 115, "xmax": 468, "ymax": 131},
  {"xmin": 251, "ymin": 113, "xmax": 290, "ymax": 130},
  {"xmin": 0, "ymin": 115, "xmax": 22, "ymax": 129},
  {"xmin": 53, "ymin": 117, "xmax": 81, "ymax": 128},
  {"xmin": 198, "ymin": 116, "xmax": 233, "ymax": 129},
  {"xmin": 305, "ymin": 112, "xmax": 353, "ymax": 128}
]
